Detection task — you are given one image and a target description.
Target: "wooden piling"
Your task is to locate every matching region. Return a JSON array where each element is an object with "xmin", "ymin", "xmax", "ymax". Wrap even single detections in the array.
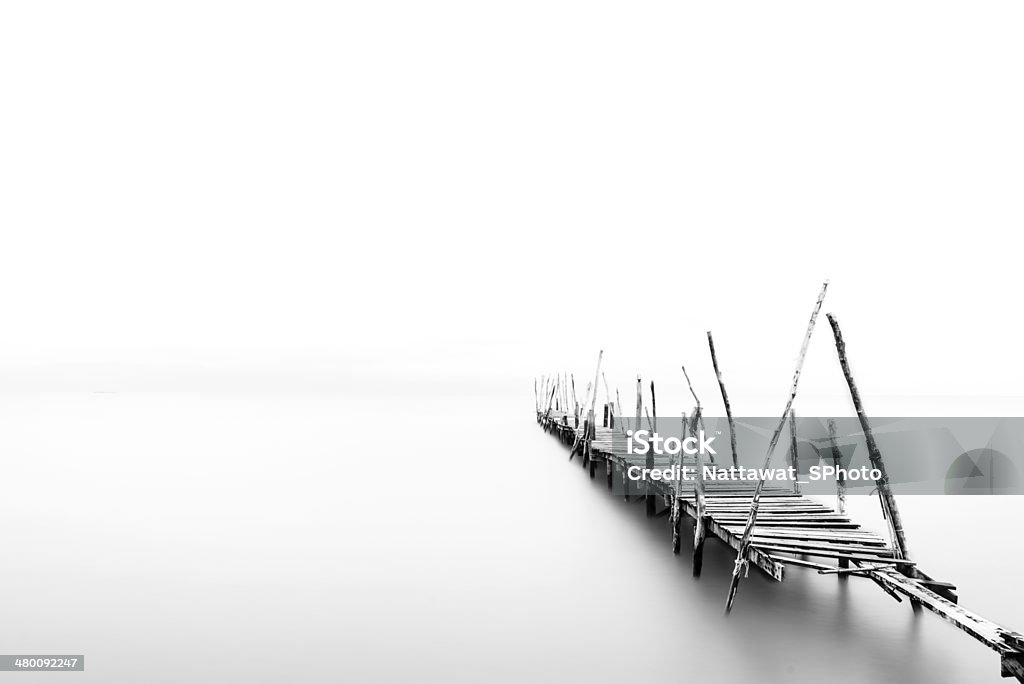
[
  {"xmin": 691, "ymin": 407, "xmax": 707, "ymax": 576},
  {"xmin": 571, "ymin": 374, "xmax": 578, "ymax": 427},
  {"xmin": 827, "ymin": 419, "xmax": 847, "ymax": 515},
  {"xmin": 646, "ymin": 381, "xmax": 657, "ymax": 517},
  {"xmin": 789, "ymin": 409, "xmax": 800, "ymax": 494},
  {"xmin": 826, "ymin": 314, "xmax": 910, "ymax": 562},
  {"xmin": 615, "ymin": 389, "xmax": 623, "ymax": 432},
  {"xmin": 563, "ymin": 372, "xmax": 569, "ymax": 417},
  {"xmin": 707, "ymin": 332, "xmax": 739, "ymax": 468},
  {"xmin": 726, "ymin": 280, "xmax": 828, "ymax": 613},
  {"xmin": 672, "ymin": 411, "xmax": 686, "ymax": 555},
  {"xmin": 634, "ymin": 376, "xmax": 642, "ymax": 437},
  {"xmin": 827, "ymin": 418, "xmax": 848, "ymax": 568}
]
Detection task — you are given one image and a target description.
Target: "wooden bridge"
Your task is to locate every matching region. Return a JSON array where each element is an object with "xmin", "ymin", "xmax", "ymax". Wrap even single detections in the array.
[{"xmin": 534, "ymin": 282, "xmax": 1024, "ymax": 681}]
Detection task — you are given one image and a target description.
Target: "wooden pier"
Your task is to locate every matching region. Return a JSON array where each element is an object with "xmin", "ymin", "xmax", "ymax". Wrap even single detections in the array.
[{"xmin": 534, "ymin": 285, "xmax": 1024, "ymax": 681}]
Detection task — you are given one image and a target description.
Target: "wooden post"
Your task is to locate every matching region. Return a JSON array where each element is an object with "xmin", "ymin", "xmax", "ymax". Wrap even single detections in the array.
[
  {"xmin": 646, "ymin": 381, "xmax": 657, "ymax": 517},
  {"xmin": 544, "ymin": 381, "xmax": 558, "ymax": 423},
  {"xmin": 707, "ymin": 332, "xmax": 739, "ymax": 468},
  {"xmin": 827, "ymin": 314, "xmax": 910, "ymax": 562},
  {"xmin": 577, "ymin": 351, "xmax": 602, "ymax": 471},
  {"xmin": 725, "ymin": 280, "xmax": 828, "ymax": 613},
  {"xmin": 589, "ymin": 351, "xmax": 603, "ymax": 419},
  {"xmin": 828, "ymin": 419, "xmax": 847, "ymax": 514},
  {"xmin": 634, "ymin": 375, "xmax": 643, "ymax": 505},
  {"xmin": 672, "ymin": 412, "xmax": 686, "ymax": 554},
  {"xmin": 691, "ymin": 407, "xmax": 707, "ymax": 576},
  {"xmin": 572, "ymin": 350, "xmax": 602, "ymax": 459},
  {"xmin": 581, "ymin": 382, "xmax": 592, "ymax": 429},
  {"xmin": 828, "ymin": 418, "xmax": 849, "ymax": 569},
  {"xmin": 571, "ymin": 374, "xmax": 578, "ymax": 427},
  {"xmin": 615, "ymin": 389, "xmax": 624, "ymax": 433},
  {"xmin": 789, "ymin": 408, "xmax": 801, "ymax": 494},
  {"xmin": 634, "ymin": 376, "xmax": 642, "ymax": 438},
  {"xmin": 588, "ymin": 415, "xmax": 597, "ymax": 479},
  {"xmin": 563, "ymin": 372, "xmax": 569, "ymax": 418},
  {"xmin": 622, "ymin": 460, "xmax": 630, "ymax": 502},
  {"xmin": 681, "ymin": 365, "xmax": 713, "ymax": 464}
]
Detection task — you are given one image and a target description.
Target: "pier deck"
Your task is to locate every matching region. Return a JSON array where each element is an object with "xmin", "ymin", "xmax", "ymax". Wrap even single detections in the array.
[{"xmin": 538, "ymin": 408, "xmax": 1024, "ymax": 681}]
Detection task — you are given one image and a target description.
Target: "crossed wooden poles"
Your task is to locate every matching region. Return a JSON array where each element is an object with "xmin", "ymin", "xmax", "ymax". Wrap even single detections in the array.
[
  {"xmin": 544, "ymin": 279, "xmax": 914, "ymax": 613},
  {"xmin": 536, "ymin": 285, "xmax": 1024, "ymax": 680}
]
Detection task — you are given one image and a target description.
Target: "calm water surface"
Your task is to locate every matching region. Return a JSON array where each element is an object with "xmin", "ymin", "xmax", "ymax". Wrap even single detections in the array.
[{"xmin": 0, "ymin": 391, "xmax": 1020, "ymax": 682}]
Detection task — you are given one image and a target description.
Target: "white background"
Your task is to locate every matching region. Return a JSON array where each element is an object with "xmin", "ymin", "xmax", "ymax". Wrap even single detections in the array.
[{"xmin": 2, "ymin": 2, "xmax": 1024, "ymax": 408}]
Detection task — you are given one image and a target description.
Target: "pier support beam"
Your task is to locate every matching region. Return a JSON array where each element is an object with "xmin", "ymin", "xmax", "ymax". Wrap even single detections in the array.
[
  {"xmin": 726, "ymin": 280, "xmax": 828, "ymax": 613},
  {"xmin": 691, "ymin": 408, "xmax": 707, "ymax": 577},
  {"xmin": 645, "ymin": 381, "xmax": 657, "ymax": 518},
  {"xmin": 827, "ymin": 314, "xmax": 910, "ymax": 561},
  {"xmin": 671, "ymin": 498, "xmax": 681, "ymax": 554},
  {"xmin": 707, "ymin": 331, "xmax": 739, "ymax": 469}
]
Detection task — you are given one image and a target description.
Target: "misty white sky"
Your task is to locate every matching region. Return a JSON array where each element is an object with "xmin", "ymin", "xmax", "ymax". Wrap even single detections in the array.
[{"xmin": 2, "ymin": 2, "xmax": 1023, "ymax": 412}]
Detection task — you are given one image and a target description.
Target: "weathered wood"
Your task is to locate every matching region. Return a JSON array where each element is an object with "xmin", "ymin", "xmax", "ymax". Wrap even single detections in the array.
[
  {"xmin": 872, "ymin": 567, "xmax": 1024, "ymax": 679},
  {"xmin": 563, "ymin": 372, "xmax": 570, "ymax": 417},
  {"xmin": 535, "ymin": 322, "xmax": 1019, "ymax": 681},
  {"xmin": 681, "ymin": 365, "xmax": 701, "ymax": 409},
  {"xmin": 788, "ymin": 409, "xmax": 800, "ymax": 494},
  {"xmin": 615, "ymin": 389, "xmax": 623, "ymax": 432},
  {"xmin": 571, "ymin": 351, "xmax": 603, "ymax": 457},
  {"xmin": 673, "ymin": 411, "xmax": 686, "ymax": 554},
  {"xmin": 767, "ymin": 555, "xmax": 834, "ymax": 571},
  {"xmin": 634, "ymin": 376, "xmax": 642, "ymax": 438},
  {"xmin": 827, "ymin": 314, "xmax": 910, "ymax": 563},
  {"xmin": 707, "ymin": 331, "xmax": 739, "ymax": 468},
  {"xmin": 751, "ymin": 544, "xmax": 912, "ymax": 565},
  {"xmin": 621, "ymin": 461, "xmax": 630, "ymax": 502},
  {"xmin": 570, "ymin": 374, "xmax": 578, "ymax": 427},
  {"xmin": 827, "ymin": 418, "xmax": 847, "ymax": 515},
  {"xmin": 691, "ymin": 407, "xmax": 707, "ymax": 576},
  {"xmin": 726, "ymin": 280, "xmax": 829, "ymax": 613},
  {"xmin": 852, "ymin": 560, "xmax": 905, "ymax": 603},
  {"xmin": 818, "ymin": 563, "xmax": 899, "ymax": 575},
  {"xmin": 646, "ymin": 381, "xmax": 657, "ymax": 518}
]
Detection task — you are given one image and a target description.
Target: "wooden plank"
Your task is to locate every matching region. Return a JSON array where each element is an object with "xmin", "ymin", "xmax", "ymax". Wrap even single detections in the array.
[
  {"xmin": 873, "ymin": 569, "xmax": 1024, "ymax": 662},
  {"xmin": 750, "ymin": 544, "xmax": 913, "ymax": 565},
  {"xmin": 818, "ymin": 563, "xmax": 899, "ymax": 575},
  {"xmin": 746, "ymin": 538, "xmax": 895, "ymax": 555},
  {"xmin": 766, "ymin": 555, "xmax": 835, "ymax": 571}
]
